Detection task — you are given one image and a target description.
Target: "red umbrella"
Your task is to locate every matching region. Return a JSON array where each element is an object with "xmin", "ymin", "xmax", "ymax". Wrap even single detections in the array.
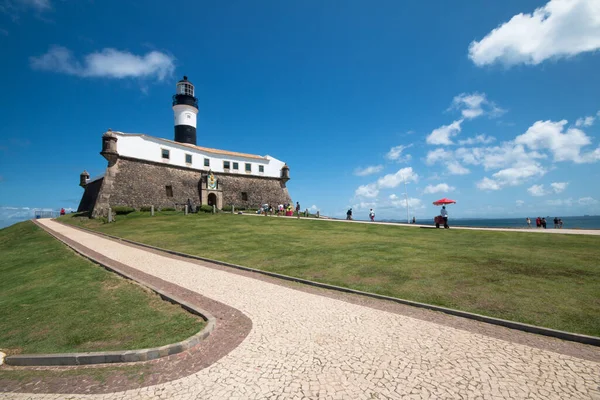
[{"xmin": 433, "ymin": 197, "xmax": 456, "ymax": 206}]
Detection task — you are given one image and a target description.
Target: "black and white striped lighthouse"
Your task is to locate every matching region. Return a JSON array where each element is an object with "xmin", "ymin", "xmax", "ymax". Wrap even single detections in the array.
[{"xmin": 172, "ymin": 76, "xmax": 199, "ymax": 145}]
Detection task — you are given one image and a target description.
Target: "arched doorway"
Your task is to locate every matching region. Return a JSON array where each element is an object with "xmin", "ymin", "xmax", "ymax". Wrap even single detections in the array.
[{"xmin": 208, "ymin": 193, "xmax": 217, "ymax": 207}]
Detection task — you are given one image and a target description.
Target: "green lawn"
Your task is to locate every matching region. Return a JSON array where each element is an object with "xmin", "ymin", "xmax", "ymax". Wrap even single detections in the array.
[
  {"xmin": 0, "ymin": 221, "xmax": 204, "ymax": 355},
  {"xmin": 61, "ymin": 212, "xmax": 600, "ymax": 337}
]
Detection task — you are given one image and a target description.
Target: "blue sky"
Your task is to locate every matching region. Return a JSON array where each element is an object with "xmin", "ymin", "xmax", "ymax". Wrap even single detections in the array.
[{"xmin": 1, "ymin": 0, "xmax": 600, "ymax": 227}]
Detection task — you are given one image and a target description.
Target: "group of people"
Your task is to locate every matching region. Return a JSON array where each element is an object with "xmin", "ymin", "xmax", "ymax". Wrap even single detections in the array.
[
  {"xmin": 262, "ymin": 202, "xmax": 302, "ymax": 218},
  {"xmin": 526, "ymin": 217, "xmax": 564, "ymax": 229},
  {"xmin": 345, "ymin": 208, "xmax": 377, "ymax": 221}
]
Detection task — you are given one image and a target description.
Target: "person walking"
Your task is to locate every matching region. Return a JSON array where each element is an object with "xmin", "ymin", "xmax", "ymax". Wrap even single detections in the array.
[
  {"xmin": 440, "ymin": 205, "xmax": 449, "ymax": 228},
  {"xmin": 536, "ymin": 217, "xmax": 541, "ymax": 228},
  {"xmin": 346, "ymin": 208, "xmax": 353, "ymax": 220},
  {"xmin": 369, "ymin": 209, "xmax": 375, "ymax": 222},
  {"xmin": 526, "ymin": 217, "xmax": 531, "ymax": 228},
  {"xmin": 541, "ymin": 217, "xmax": 547, "ymax": 229},
  {"xmin": 296, "ymin": 202, "xmax": 301, "ymax": 219}
]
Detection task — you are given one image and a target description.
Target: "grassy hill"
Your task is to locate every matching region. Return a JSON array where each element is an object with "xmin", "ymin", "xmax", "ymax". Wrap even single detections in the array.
[
  {"xmin": 0, "ymin": 221, "xmax": 204, "ymax": 355},
  {"xmin": 62, "ymin": 212, "xmax": 600, "ymax": 337}
]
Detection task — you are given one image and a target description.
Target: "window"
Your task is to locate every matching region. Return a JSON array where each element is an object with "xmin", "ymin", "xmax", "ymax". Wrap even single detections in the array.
[
  {"xmin": 233, "ymin": 162, "xmax": 239, "ymax": 170},
  {"xmin": 245, "ymin": 163, "xmax": 251, "ymax": 172},
  {"xmin": 204, "ymin": 158, "xmax": 210, "ymax": 167},
  {"xmin": 185, "ymin": 154, "xmax": 192, "ymax": 164},
  {"xmin": 259, "ymin": 165, "xmax": 264, "ymax": 173},
  {"xmin": 223, "ymin": 160, "xmax": 231, "ymax": 169},
  {"xmin": 177, "ymin": 82, "xmax": 194, "ymax": 96},
  {"xmin": 241, "ymin": 192, "xmax": 248, "ymax": 201},
  {"xmin": 161, "ymin": 149, "xmax": 170, "ymax": 159},
  {"xmin": 166, "ymin": 185, "xmax": 173, "ymax": 197}
]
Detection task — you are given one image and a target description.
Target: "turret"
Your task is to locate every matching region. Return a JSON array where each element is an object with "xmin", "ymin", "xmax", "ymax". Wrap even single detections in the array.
[
  {"xmin": 79, "ymin": 170, "xmax": 90, "ymax": 187},
  {"xmin": 281, "ymin": 164, "xmax": 290, "ymax": 183},
  {"xmin": 172, "ymin": 76, "xmax": 199, "ymax": 145},
  {"xmin": 100, "ymin": 129, "xmax": 118, "ymax": 166}
]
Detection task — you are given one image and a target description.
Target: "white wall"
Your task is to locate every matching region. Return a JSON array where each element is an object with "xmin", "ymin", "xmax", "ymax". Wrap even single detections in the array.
[
  {"xmin": 173, "ymin": 104, "xmax": 197, "ymax": 127},
  {"xmin": 114, "ymin": 133, "xmax": 286, "ymax": 178}
]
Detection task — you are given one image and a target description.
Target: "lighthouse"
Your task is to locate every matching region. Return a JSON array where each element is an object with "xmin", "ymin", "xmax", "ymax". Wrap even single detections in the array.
[{"xmin": 172, "ymin": 76, "xmax": 199, "ymax": 145}]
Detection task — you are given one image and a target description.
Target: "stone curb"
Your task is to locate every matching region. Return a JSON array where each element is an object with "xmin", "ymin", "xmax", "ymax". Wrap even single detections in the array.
[
  {"xmin": 56, "ymin": 220, "xmax": 600, "ymax": 347},
  {"xmin": 5, "ymin": 220, "xmax": 216, "ymax": 367}
]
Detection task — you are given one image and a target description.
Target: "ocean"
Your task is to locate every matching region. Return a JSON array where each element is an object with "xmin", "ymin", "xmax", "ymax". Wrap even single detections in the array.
[{"xmin": 383, "ymin": 215, "xmax": 600, "ymax": 230}]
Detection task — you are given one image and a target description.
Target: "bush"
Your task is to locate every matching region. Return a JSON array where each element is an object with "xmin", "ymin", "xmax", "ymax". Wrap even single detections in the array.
[
  {"xmin": 199, "ymin": 205, "xmax": 214, "ymax": 213},
  {"xmin": 140, "ymin": 206, "xmax": 153, "ymax": 212},
  {"xmin": 111, "ymin": 206, "xmax": 135, "ymax": 215},
  {"xmin": 222, "ymin": 205, "xmax": 233, "ymax": 212},
  {"xmin": 161, "ymin": 207, "xmax": 176, "ymax": 212}
]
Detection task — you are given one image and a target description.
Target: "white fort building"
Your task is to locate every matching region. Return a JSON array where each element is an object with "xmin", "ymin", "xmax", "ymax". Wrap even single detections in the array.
[{"xmin": 78, "ymin": 76, "xmax": 292, "ymax": 217}]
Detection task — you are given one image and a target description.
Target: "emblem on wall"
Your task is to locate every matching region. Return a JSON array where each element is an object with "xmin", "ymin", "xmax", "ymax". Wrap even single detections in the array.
[{"xmin": 208, "ymin": 171, "xmax": 217, "ymax": 190}]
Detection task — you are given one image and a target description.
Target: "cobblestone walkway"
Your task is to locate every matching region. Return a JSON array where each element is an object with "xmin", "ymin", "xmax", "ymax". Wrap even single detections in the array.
[{"xmin": 5, "ymin": 219, "xmax": 600, "ymax": 399}]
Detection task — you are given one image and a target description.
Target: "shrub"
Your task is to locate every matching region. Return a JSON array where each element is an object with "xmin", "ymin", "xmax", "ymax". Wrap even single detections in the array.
[
  {"xmin": 222, "ymin": 205, "xmax": 233, "ymax": 212},
  {"xmin": 199, "ymin": 205, "xmax": 214, "ymax": 213},
  {"xmin": 111, "ymin": 206, "xmax": 135, "ymax": 215},
  {"xmin": 161, "ymin": 207, "xmax": 176, "ymax": 212},
  {"xmin": 140, "ymin": 206, "xmax": 153, "ymax": 212}
]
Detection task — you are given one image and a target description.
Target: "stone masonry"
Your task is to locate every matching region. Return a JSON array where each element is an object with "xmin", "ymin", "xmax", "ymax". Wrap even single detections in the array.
[
  {"xmin": 80, "ymin": 157, "xmax": 291, "ymax": 217},
  {"xmin": 219, "ymin": 174, "xmax": 291, "ymax": 209}
]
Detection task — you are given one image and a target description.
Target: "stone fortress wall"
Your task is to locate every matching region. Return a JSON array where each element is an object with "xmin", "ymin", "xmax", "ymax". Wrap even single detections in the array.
[{"xmin": 79, "ymin": 156, "xmax": 292, "ymax": 217}]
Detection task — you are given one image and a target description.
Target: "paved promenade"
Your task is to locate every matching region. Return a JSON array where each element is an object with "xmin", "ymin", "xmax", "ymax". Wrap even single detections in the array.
[
  {"xmin": 4, "ymin": 219, "xmax": 600, "ymax": 399},
  {"xmin": 248, "ymin": 213, "xmax": 600, "ymax": 236}
]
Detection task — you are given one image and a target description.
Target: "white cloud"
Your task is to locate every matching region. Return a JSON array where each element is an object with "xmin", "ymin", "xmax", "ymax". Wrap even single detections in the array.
[
  {"xmin": 426, "ymin": 120, "xmax": 463, "ymax": 146},
  {"xmin": 575, "ymin": 116, "xmax": 595, "ymax": 127},
  {"xmin": 458, "ymin": 134, "xmax": 496, "ymax": 146},
  {"xmin": 425, "ymin": 148, "xmax": 452, "ymax": 165},
  {"xmin": 527, "ymin": 184, "xmax": 547, "ymax": 196},
  {"xmin": 30, "ymin": 46, "xmax": 175, "ymax": 81},
  {"xmin": 308, "ymin": 205, "xmax": 319, "ymax": 213},
  {"xmin": 546, "ymin": 198, "xmax": 574, "ymax": 207},
  {"xmin": 389, "ymin": 194, "xmax": 398, "ymax": 200},
  {"xmin": 450, "ymin": 93, "xmax": 506, "ymax": 120},
  {"xmin": 515, "ymin": 120, "xmax": 600, "ymax": 163},
  {"xmin": 477, "ymin": 177, "xmax": 501, "ymax": 191},
  {"xmin": 469, "ymin": 0, "xmax": 600, "ymax": 67},
  {"xmin": 355, "ymin": 183, "xmax": 379, "ymax": 198},
  {"xmin": 377, "ymin": 167, "xmax": 418, "ymax": 189},
  {"xmin": 351, "ymin": 201, "xmax": 378, "ymax": 212},
  {"xmin": 550, "ymin": 182, "xmax": 568, "ymax": 193},
  {"xmin": 423, "ymin": 183, "xmax": 455, "ymax": 194},
  {"xmin": 491, "ymin": 163, "xmax": 547, "ymax": 187},
  {"xmin": 1, "ymin": 0, "xmax": 51, "ymax": 18},
  {"xmin": 21, "ymin": 0, "xmax": 50, "ymax": 11},
  {"xmin": 354, "ymin": 165, "xmax": 383, "ymax": 176},
  {"xmin": 385, "ymin": 144, "xmax": 412, "ymax": 162},
  {"xmin": 451, "ymin": 93, "xmax": 486, "ymax": 119},
  {"xmin": 578, "ymin": 196, "xmax": 599, "ymax": 205},
  {"xmin": 425, "ymin": 148, "xmax": 470, "ymax": 175},
  {"xmin": 389, "ymin": 196, "xmax": 425, "ymax": 210},
  {"xmin": 516, "ymin": 200, "xmax": 525, "ymax": 207},
  {"xmin": 455, "ymin": 143, "xmax": 547, "ymax": 171},
  {"xmin": 446, "ymin": 161, "xmax": 470, "ymax": 175}
]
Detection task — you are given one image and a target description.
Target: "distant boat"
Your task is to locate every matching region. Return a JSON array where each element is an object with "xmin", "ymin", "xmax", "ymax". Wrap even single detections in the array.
[{"xmin": 584, "ymin": 214, "xmax": 590, "ymax": 217}]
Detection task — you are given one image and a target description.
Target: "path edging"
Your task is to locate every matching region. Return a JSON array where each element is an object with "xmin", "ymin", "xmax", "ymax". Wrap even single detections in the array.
[
  {"xmin": 57, "ymin": 219, "xmax": 600, "ymax": 347},
  {"xmin": 5, "ymin": 220, "xmax": 216, "ymax": 367}
]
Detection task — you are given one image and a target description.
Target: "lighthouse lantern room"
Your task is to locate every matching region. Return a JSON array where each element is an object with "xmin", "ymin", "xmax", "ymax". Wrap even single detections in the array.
[{"xmin": 172, "ymin": 76, "xmax": 199, "ymax": 145}]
